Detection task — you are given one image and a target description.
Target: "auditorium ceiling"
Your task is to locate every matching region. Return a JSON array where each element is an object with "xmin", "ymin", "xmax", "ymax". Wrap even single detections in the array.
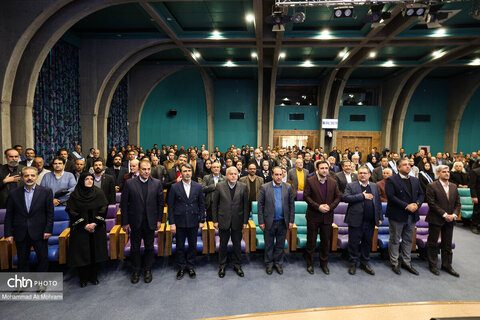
[{"xmin": 68, "ymin": 0, "xmax": 480, "ymax": 81}]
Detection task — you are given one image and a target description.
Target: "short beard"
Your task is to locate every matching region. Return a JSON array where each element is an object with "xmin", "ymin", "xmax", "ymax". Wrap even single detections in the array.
[
  {"xmin": 8, "ymin": 161, "xmax": 18, "ymax": 167},
  {"xmin": 25, "ymin": 181, "xmax": 35, "ymax": 186}
]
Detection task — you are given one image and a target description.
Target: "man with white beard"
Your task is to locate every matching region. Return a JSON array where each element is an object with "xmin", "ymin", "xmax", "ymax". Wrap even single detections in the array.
[{"xmin": 0, "ymin": 148, "xmax": 25, "ymax": 208}]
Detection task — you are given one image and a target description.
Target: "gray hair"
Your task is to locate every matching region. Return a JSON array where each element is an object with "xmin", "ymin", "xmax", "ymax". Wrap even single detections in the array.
[
  {"xmin": 436, "ymin": 164, "xmax": 449, "ymax": 173},
  {"xmin": 21, "ymin": 166, "xmax": 38, "ymax": 175},
  {"xmin": 451, "ymin": 161, "xmax": 466, "ymax": 173},
  {"xmin": 226, "ymin": 166, "xmax": 238, "ymax": 175}
]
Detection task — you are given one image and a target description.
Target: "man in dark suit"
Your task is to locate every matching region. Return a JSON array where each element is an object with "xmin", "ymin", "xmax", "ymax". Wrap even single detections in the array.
[
  {"xmin": 249, "ymin": 148, "xmax": 264, "ymax": 170},
  {"xmin": 385, "ymin": 158, "xmax": 425, "ymax": 275},
  {"xmin": 92, "ymin": 159, "xmax": 116, "ymax": 204},
  {"xmin": 151, "ymin": 156, "xmax": 167, "ymax": 183},
  {"xmin": 106, "ymin": 154, "xmax": 128, "ymax": 192},
  {"xmin": 353, "ymin": 146, "xmax": 362, "ymax": 163},
  {"xmin": 5, "ymin": 166, "xmax": 54, "ymax": 283},
  {"xmin": 304, "ymin": 160, "xmax": 342, "ymax": 275},
  {"xmin": 58, "ymin": 148, "xmax": 75, "ymax": 173},
  {"xmin": 121, "ymin": 159, "xmax": 164, "ymax": 284},
  {"xmin": 425, "ymin": 165, "xmax": 461, "ymax": 277},
  {"xmin": 258, "ymin": 167, "xmax": 295, "ymax": 275},
  {"xmin": 19, "ymin": 148, "xmax": 35, "ymax": 167},
  {"xmin": 335, "ymin": 160, "xmax": 358, "ymax": 193},
  {"xmin": 168, "ymin": 164, "xmax": 205, "ymax": 280},
  {"xmin": 371, "ymin": 157, "xmax": 390, "ymax": 182},
  {"xmin": 122, "ymin": 150, "xmax": 136, "ymax": 172},
  {"xmin": 329, "ymin": 146, "xmax": 341, "ymax": 165},
  {"xmin": 469, "ymin": 166, "xmax": 480, "ymax": 234},
  {"xmin": 202, "ymin": 161, "xmax": 225, "ymax": 222},
  {"xmin": 212, "ymin": 166, "xmax": 249, "ymax": 278},
  {"xmin": 367, "ymin": 147, "xmax": 381, "ymax": 164},
  {"xmin": 0, "ymin": 148, "xmax": 25, "ymax": 208},
  {"xmin": 343, "ymin": 166, "xmax": 383, "ymax": 276}
]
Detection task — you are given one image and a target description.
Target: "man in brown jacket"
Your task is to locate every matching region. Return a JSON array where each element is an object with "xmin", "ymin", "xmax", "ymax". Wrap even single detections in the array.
[
  {"xmin": 304, "ymin": 160, "xmax": 342, "ymax": 275},
  {"xmin": 376, "ymin": 168, "xmax": 393, "ymax": 202},
  {"xmin": 239, "ymin": 163, "xmax": 264, "ymax": 211},
  {"xmin": 425, "ymin": 165, "xmax": 461, "ymax": 277}
]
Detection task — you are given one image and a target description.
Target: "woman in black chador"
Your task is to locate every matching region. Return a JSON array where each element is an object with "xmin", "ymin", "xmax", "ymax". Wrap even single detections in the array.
[{"xmin": 66, "ymin": 172, "xmax": 109, "ymax": 287}]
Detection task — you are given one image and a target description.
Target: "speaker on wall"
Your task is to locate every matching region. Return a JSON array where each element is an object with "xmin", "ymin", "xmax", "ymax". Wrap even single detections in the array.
[{"xmin": 167, "ymin": 109, "xmax": 177, "ymax": 117}]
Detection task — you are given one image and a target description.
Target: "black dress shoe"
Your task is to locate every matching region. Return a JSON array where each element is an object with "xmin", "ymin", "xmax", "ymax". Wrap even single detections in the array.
[
  {"xmin": 266, "ymin": 266, "xmax": 273, "ymax": 275},
  {"xmin": 306, "ymin": 266, "xmax": 314, "ymax": 275},
  {"xmin": 188, "ymin": 269, "xmax": 196, "ymax": 279},
  {"xmin": 471, "ymin": 226, "xmax": 479, "ymax": 234},
  {"xmin": 80, "ymin": 281, "xmax": 88, "ymax": 288},
  {"xmin": 90, "ymin": 279, "xmax": 99, "ymax": 285},
  {"xmin": 360, "ymin": 264, "xmax": 375, "ymax": 275},
  {"xmin": 130, "ymin": 272, "xmax": 140, "ymax": 284},
  {"xmin": 321, "ymin": 265, "xmax": 330, "ymax": 275},
  {"xmin": 218, "ymin": 267, "xmax": 226, "ymax": 278},
  {"xmin": 402, "ymin": 263, "xmax": 419, "ymax": 275},
  {"xmin": 441, "ymin": 266, "xmax": 460, "ymax": 277},
  {"xmin": 429, "ymin": 266, "xmax": 440, "ymax": 276},
  {"xmin": 275, "ymin": 266, "xmax": 283, "ymax": 275},
  {"xmin": 234, "ymin": 266, "xmax": 244, "ymax": 277},
  {"xmin": 176, "ymin": 269, "xmax": 185, "ymax": 280},
  {"xmin": 391, "ymin": 265, "xmax": 401, "ymax": 275},
  {"xmin": 144, "ymin": 270, "xmax": 152, "ymax": 283},
  {"xmin": 348, "ymin": 265, "xmax": 356, "ymax": 275}
]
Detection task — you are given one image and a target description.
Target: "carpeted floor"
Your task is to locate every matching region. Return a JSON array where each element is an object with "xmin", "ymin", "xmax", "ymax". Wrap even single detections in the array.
[{"xmin": 2, "ymin": 224, "xmax": 479, "ymax": 320}]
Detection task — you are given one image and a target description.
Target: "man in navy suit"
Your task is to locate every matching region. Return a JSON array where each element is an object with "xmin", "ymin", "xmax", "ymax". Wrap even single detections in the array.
[
  {"xmin": 385, "ymin": 158, "xmax": 425, "ymax": 275},
  {"xmin": 343, "ymin": 166, "xmax": 383, "ymax": 276},
  {"xmin": 168, "ymin": 164, "xmax": 205, "ymax": 280},
  {"xmin": 121, "ymin": 159, "xmax": 164, "ymax": 284},
  {"xmin": 5, "ymin": 166, "xmax": 54, "ymax": 277}
]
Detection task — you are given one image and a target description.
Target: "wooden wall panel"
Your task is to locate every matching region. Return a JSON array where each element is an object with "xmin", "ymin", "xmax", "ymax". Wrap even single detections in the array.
[{"xmin": 336, "ymin": 131, "xmax": 382, "ymax": 163}]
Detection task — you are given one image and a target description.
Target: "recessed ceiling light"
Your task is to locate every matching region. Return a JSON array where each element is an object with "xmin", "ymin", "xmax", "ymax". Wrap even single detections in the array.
[
  {"xmin": 251, "ymin": 52, "xmax": 257, "ymax": 58},
  {"xmin": 282, "ymin": 97, "xmax": 290, "ymax": 101},
  {"xmin": 194, "ymin": 51, "xmax": 201, "ymax": 59},
  {"xmin": 369, "ymin": 51, "xmax": 377, "ymax": 58},
  {"xmin": 470, "ymin": 58, "xmax": 480, "ymax": 66},
  {"xmin": 431, "ymin": 28, "xmax": 446, "ymax": 37},
  {"xmin": 246, "ymin": 14, "xmax": 254, "ymax": 22},
  {"xmin": 225, "ymin": 60, "xmax": 234, "ymax": 67},
  {"xmin": 432, "ymin": 50, "xmax": 445, "ymax": 59},
  {"xmin": 303, "ymin": 60, "xmax": 313, "ymax": 67},
  {"xmin": 279, "ymin": 52, "xmax": 286, "ymax": 59},
  {"xmin": 301, "ymin": 95, "xmax": 307, "ymax": 99},
  {"xmin": 211, "ymin": 30, "xmax": 222, "ymax": 39},
  {"xmin": 383, "ymin": 60, "xmax": 395, "ymax": 67},
  {"xmin": 316, "ymin": 29, "xmax": 332, "ymax": 39}
]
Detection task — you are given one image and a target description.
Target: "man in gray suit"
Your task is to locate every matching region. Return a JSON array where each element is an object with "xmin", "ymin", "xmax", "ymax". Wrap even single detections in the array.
[
  {"xmin": 202, "ymin": 162, "xmax": 225, "ymax": 221},
  {"xmin": 258, "ymin": 167, "xmax": 295, "ymax": 275},
  {"xmin": 335, "ymin": 160, "xmax": 358, "ymax": 193},
  {"xmin": 287, "ymin": 158, "xmax": 309, "ymax": 198},
  {"xmin": 371, "ymin": 157, "xmax": 390, "ymax": 182},
  {"xmin": 343, "ymin": 166, "xmax": 383, "ymax": 276},
  {"xmin": 212, "ymin": 166, "xmax": 249, "ymax": 278}
]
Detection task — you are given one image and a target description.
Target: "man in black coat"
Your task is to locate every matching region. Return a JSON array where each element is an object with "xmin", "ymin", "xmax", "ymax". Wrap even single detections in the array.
[
  {"xmin": 0, "ymin": 148, "xmax": 25, "ymax": 208},
  {"xmin": 168, "ymin": 164, "xmax": 205, "ymax": 280},
  {"xmin": 469, "ymin": 166, "xmax": 480, "ymax": 234},
  {"xmin": 92, "ymin": 159, "xmax": 116, "ymax": 204},
  {"xmin": 121, "ymin": 160, "xmax": 164, "ymax": 284},
  {"xmin": 5, "ymin": 166, "xmax": 54, "ymax": 280},
  {"xmin": 105, "ymin": 154, "xmax": 128, "ymax": 192}
]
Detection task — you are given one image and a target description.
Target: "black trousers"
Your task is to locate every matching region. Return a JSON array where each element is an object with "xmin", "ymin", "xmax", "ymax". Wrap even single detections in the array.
[
  {"xmin": 218, "ymin": 227, "xmax": 242, "ymax": 268},
  {"xmin": 16, "ymin": 232, "xmax": 49, "ymax": 272},
  {"xmin": 263, "ymin": 220, "xmax": 287, "ymax": 267},
  {"xmin": 348, "ymin": 221, "xmax": 375, "ymax": 266},
  {"xmin": 426, "ymin": 222, "xmax": 454, "ymax": 268},
  {"xmin": 175, "ymin": 227, "xmax": 198, "ymax": 270},
  {"xmin": 130, "ymin": 219, "xmax": 155, "ymax": 273},
  {"xmin": 78, "ymin": 263, "xmax": 99, "ymax": 282},
  {"xmin": 305, "ymin": 219, "xmax": 332, "ymax": 267},
  {"xmin": 472, "ymin": 203, "xmax": 480, "ymax": 226}
]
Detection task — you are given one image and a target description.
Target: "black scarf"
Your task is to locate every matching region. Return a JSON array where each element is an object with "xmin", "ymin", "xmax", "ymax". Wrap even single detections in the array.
[{"xmin": 67, "ymin": 173, "xmax": 108, "ymax": 213}]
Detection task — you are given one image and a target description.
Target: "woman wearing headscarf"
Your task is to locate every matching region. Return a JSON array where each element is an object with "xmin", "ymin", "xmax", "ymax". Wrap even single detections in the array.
[
  {"xmin": 419, "ymin": 161, "xmax": 435, "ymax": 194},
  {"xmin": 66, "ymin": 172, "xmax": 109, "ymax": 287},
  {"xmin": 198, "ymin": 159, "xmax": 212, "ymax": 182}
]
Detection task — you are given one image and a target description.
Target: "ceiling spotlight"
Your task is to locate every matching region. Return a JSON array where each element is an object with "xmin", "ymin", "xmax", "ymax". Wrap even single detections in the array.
[
  {"xmin": 211, "ymin": 30, "xmax": 222, "ymax": 39},
  {"xmin": 334, "ymin": 7, "xmax": 354, "ymax": 19},
  {"xmin": 383, "ymin": 60, "xmax": 395, "ymax": 67},
  {"xmin": 431, "ymin": 28, "xmax": 447, "ymax": 37},
  {"xmin": 225, "ymin": 60, "xmax": 234, "ymax": 67},
  {"xmin": 365, "ymin": 4, "xmax": 391, "ymax": 24},
  {"xmin": 470, "ymin": 58, "xmax": 480, "ymax": 66},
  {"xmin": 292, "ymin": 12, "xmax": 306, "ymax": 23},
  {"xmin": 302, "ymin": 60, "xmax": 313, "ymax": 67},
  {"xmin": 279, "ymin": 52, "xmax": 286, "ymax": 59},
  {"xmin": 251, "ymin": 52, "xmax": 257, "ymax": 58},
  {"xmin": 316, "ymin": 29, "xmax": 332, "ymax": 39},
  {"xmin": 246, "ymin": 14, "xmax": 254, "ymax": 22},
  {"xmin": 403, "ymin": 3, "xmax": 428, "ymax": 17},
  {"xmin": 266, "ymin": 9, "xmax": 291, "ymax": 32},
  {"xmin": 369, "ymin": 51, "xmax": 377, "ymax": 58},
  {"xmin": 193, "ymin": 51, "xmax": 201, "ymax": 59},
  {"xmin": 432, "ymin": 50, "xmax": 446, "ymax": 59}
]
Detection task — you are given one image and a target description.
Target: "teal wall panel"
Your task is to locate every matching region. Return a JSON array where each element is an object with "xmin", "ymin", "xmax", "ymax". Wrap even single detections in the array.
[
  {"xmin": 458, "ymin": 87, "xmax": 480, "ymax": 153},
  {"xmin": 274, "ymin": 106, "xmax": 319, "ymax": 130},
  {"xmin": 337, "ymin": 106, "xmax": 382, "ymax": 131}
]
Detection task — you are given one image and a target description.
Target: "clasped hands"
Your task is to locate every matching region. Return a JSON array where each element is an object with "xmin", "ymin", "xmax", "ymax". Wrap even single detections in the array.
[{"xmin": 170, "ymin": 222, "xmax": 205, "ymax": 234}]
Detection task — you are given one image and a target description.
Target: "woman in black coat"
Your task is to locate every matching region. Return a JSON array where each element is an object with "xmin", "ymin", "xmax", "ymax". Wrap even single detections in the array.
[
  {"xmin": 449, "ymin": 161, "xmax": 470, "ymax": 188},
  {"xmin": 66, "ymin": 172, "xmax": 109, "ymax": 287},
  {"xmin": 418, "ymin": 162, "xmax": 435, "ymax": 194}
]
